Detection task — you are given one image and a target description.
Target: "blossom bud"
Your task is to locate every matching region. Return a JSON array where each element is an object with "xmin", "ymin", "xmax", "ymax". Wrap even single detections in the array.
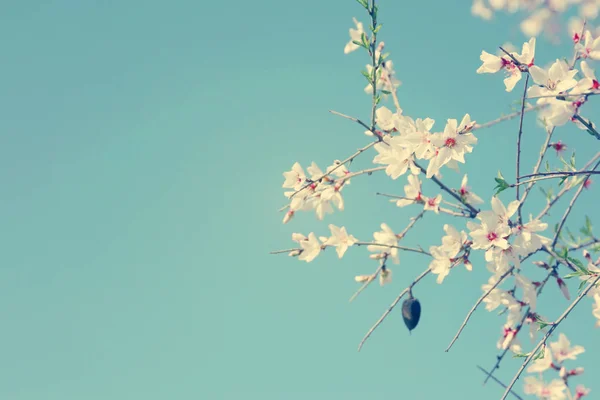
[
  {"xmin": 283, "ymin": 210, "xmax": 294, "ymax": 224},
  {"xmin": 575, "ymin": 385, "xmax": 591, "ymax": 399},
  {"xmin": 583, "ymin": 250, "xmax": 592, "ymax": 261},
  {"xmin": 463, "ymin": 258, "xmax": 473, "ymax": 271},
  {"xmin": 288, "ymin": 250, "xmax": 301, "ymax": 257},
  {"xmin": 568, "ymin": 367, "xmax": 584, "ymax": 376},
  {"xmin": 354, "ymin": 275, "xmax": 372, "ymax": 283},
  {"xmin": 402, "ymin": 296, "xmax": 421, "ymax": 333},
  {"xmin": 369, "ymin": 253, "xmax": 386, "ymax": 260},
  {"xmin": 557, "ymin": 277, "xmax": 571, "ymax": 300},
  {"xmin": 583, "ymin": 178, "xmax": 592, "ymax": 189},
  {"xmin": 559, "ymin": 366, "xmax": 567, "ymax": 379},
  {"xmin": 532, "ymin": 261, "xmax": 550, "ymax": 269}
]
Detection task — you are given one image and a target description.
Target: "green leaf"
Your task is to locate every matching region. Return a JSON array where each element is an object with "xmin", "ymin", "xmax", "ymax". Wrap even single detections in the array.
[
  {"xmin": 563, "ymin": 271, "xmax": 584, "ymax": 279},
  {"xmin": 494, "ymin": 171, "xmax": 510, "ymax": 195},
  {"xmin": 372, "ymin": 24, "xmax": 382, "ymax": 34},
  {"xmin": 356, "ymin": 0, "xmax": 368, "ymax": 8},
  {"xmin": 360, "ymin": 69, "xmax": 372, "ymax": 83},
  {"xmin": 559, "ymin": 176, "xmax": 568, "ymax": 186},
  {"xmin": 578, "ymin": 280, "xmax": 588, "ymax": 292},
  {"xmin": 512, "ymin": 352, "xmax": 530, "ymax": 359},
  {"xmin": 533, "ymin": 348, "xmax": 546, "ymax": 359},
  {"xmin": 567, "ymin": 257, "xmax": 589, "ymax": 274}
]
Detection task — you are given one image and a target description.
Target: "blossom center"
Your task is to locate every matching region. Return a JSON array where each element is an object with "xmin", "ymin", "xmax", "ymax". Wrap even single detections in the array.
[
  {"xmin": 487, "ymin": 232, "xmax": 498, "ymax": 242},
  {"xmin": 546, "ymin": 79, "xmax": 557, "ymax": 90},
  {"xmin": 445, "ymin": 137, "xmax": 456, "ymax": 148}
]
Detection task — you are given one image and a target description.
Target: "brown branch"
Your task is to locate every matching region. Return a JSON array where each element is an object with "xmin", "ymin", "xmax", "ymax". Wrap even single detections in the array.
[{"xmin": 516, "ymin": 74, "xmax": 530, "ymax": 224}]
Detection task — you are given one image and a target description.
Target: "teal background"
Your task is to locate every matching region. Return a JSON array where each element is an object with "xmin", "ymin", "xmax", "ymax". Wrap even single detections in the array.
[{"xmin": 0, "ymin": 1, "xmax": 597, "ymax": 399}]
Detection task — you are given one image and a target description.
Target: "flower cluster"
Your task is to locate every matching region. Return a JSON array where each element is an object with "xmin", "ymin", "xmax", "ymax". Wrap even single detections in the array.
[
  {"xmin": 524, "ymin": 334, "xmax": 589, "ymax": 400},
  {"xmin": 371, "ymin": 106, "xmax": 478, "ymax": 179},
  {"xmin": 273, "ymin": 7, "xmax": 600, "ymax": 400},
  {"xmin": 281, "ymin": 161, "xmax": 350, "ymax": 223}
]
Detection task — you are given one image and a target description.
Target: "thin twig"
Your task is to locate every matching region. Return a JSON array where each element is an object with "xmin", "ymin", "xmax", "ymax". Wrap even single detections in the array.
[
  {"xmin": 414, "ymin": 162, "xmax": 479, "ymax": 217},
  {"xmin": 552, "ymin": 157, "xmax": 600, "ymax": 247},
  {"xmin": 285, "ymin": 140, "xmax": 378, "ymax": 200},
  {"xmin": 482, "ymin": 267, "xmax": 556, "ymax": 384},
  {"xmin": 520, "ymin": 128, "xmax": 553, "ymax": 206},
  {"xmin": 329, "ymin": 110, "xmax": 374, "ymax": 134},
  {"xmin": 355, "ymin": 242, "xmax": 431, "ymax": 256},
  {"xmin": 445, "ymin": 267, "xmax": 514, "ymax": 352},
  {"xmin": 476, "ymin": 366, "xmax": 524, "ymax": 400},
  {"xmin": 516, "ymin": 74, "xmax": 530, "ymax": 225},
  {"xmin": 568, "ymin": 238, "xmax": 600, "ymax": 252},
  {"xmin": 520, "ymin": 170, "xmax": 600, "ymax": 179},
  {"xmin": 472, "ymin": 104, "xmax": 546, "ymax": 131},
  {"xmin": 357, "ymin": 266, "xmax": 432, "ymax": 351},
  {"xmin": 536, "ymin": 151, "xmax": 600, "ymax": 220},
  {"xmin": 349, "ymin": 258, "xmax": 385, "ymax": 303}
]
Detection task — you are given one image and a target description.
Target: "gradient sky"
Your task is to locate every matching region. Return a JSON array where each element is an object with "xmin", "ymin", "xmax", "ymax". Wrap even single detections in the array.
[{"xmin": 0, "ymin": 1, "xmax": 598, "ymax": 399}]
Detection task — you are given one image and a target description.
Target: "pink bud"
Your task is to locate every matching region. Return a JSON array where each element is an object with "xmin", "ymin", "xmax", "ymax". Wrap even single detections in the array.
[
  {"xmin": 568, "ymin": 367, "xmax": 584, "ymax": 376},
  {"xmin": 583, "ymin": 250, "xmax": 592, "ymax": 261},
  {"xmin": 557, "ymin": 277, "xmax": 571, "ymax": 300},
  {"xmin": 584, "ymin": 178, "xmax": 592, "ymax": 189},
  {"xmin": 283, "ymin": 210, "xmax": 294, "ymax": 224}
]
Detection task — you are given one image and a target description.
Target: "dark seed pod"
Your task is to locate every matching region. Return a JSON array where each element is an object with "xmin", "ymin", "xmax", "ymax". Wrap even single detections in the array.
[{"xmin": 401, "ymin": 297, "xmax": 421, "ymax": 333}]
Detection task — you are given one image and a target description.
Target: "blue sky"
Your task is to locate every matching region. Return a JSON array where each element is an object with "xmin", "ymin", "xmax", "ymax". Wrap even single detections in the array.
[{"xmin": 0, "ymin": 1, "xmax": 598, "ymax": 399}]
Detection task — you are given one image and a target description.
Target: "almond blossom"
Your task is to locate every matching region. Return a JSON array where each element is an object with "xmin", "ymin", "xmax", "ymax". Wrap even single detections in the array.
[
  {"xmin": 373, "ymin": 137, "xmax": 420, "ymax": 179},
  {"xmin": 282, "ymin": 162, "xmax": 306, "ymax": 190},
  {"xmin": 528, "ymin": 59, "xmax": 578, "ymax": 102},
  {"xmin": 375, "ymin": 106, "xmax": 401, "ymax": 132},
  {"xmin": 429, "ymin": 225, "xmax": 468, "ymax": 283},
  {"xmin": 379, "ymin": 267, "xmax": 393, "ymax": 286},
  {"xmin": 479, "ymin": 196, "xmax": 519, "ymax": 227},
  {"xmin": 367, "ymin": 223, "xmax": 400, "ymax": 264},
  {"xmin": 515, "ymin": 273, "xmax": 537, "ymax": 311},
  {"xmin": 512, "ymin": 215, "xmax": 550, "ymax": 256},
  {"xmin": 344, "ymin": 18, "xmax": 365, "ymax": 54},
  {"xmin": 324, "ymin": 225, "xmax": 358, "ymax": 259},
  {"xmin": 550, "ymin": 333, "xmax": 585, "ymax": 363},
  {"xmin": 576, "ymin": 30, "xmax": 600, "ymax": 60},
  {"xmin": 468, "ymin": 214, "xmax": 511, "ymax": 252},
  {"xmin": 394, "ymin": 175, "xmax": 423, "ymax": 207},
  {"xmin": 524, "ymin": 376, "xmax": 567, "ymax": 400},
  {"xmin": 459, "ymin": 174, "xmax": 484, "ymax": 204},
  {"xmin": 297, "ymin": 232, "xmax": 323, "ymax": 263},
  {"xmin": 572, "ymin": 61, "xmax": 600, "ymax": 94},
  {"xmin": 477, "ymin": 38, "xmax": 535, "ymax": 92},
  {"xmin": 527, "ymin": 346, "xmax": 553, "ymax": 373},
  {"xmin": 575, "ymin": 385, "xmax": 591, "ymax": 400},
  {"xmin": 396, "ymin": 115, "xmax": 436, "ymax": 159},
  {"xmin": 498, "ymin": 324, "xmax": 522, "ymax": 353},
  {"xmin": 423, "ymin": 194, "xmax": 442, "ymax": 214},
  {"xmin": 426, "ymin": 115, "xmax": 478, "ymax": 178},
  {"xmin": 364, "ymin": 60, "xmax": 401, "ymax": 95}
]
